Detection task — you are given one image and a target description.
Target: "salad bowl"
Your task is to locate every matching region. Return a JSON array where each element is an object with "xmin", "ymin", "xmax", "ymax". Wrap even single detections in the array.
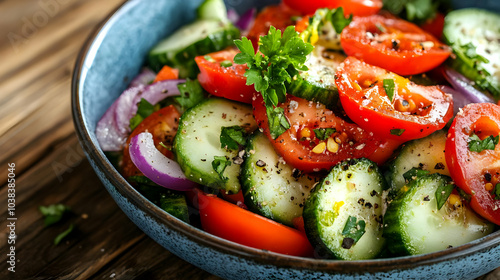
[{"xmin": 72, "ymin": 0, "xmax": 500, "ymax": 279}]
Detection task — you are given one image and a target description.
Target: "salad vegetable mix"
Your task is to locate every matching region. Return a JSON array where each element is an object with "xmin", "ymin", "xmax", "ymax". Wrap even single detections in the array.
[{"xmin": 97, "ymin": 0, "xmax": 500, "ymax": 259}]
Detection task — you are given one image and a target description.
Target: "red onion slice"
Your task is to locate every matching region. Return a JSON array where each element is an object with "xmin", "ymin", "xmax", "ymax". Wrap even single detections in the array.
[
  {"xmin": 228, "ymin": 8, "xmax": 256, "ymax": 33},
  {"xmin": 129, "ymin": 132, "xmax": 197, "ymax": 191},
  {"xmin": 128, "ymin": 67, "xmax": 156, "ymax": 88},
  {"xmin": 97, "ymin": 79, "xmax": 185, "ymax": 151},
  {"xmin": 443, "ymin": 67, "xmax": 495, "ymax": 105}
]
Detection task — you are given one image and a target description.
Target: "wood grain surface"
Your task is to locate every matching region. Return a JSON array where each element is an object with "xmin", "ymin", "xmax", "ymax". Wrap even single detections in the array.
[{"xmin": 0, "ymin": 0, "xmax": 498, "ymax": 279}]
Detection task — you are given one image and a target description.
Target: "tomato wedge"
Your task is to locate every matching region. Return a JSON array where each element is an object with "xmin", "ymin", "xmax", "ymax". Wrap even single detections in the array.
[
  {"xmin": 121, "ymin": 105, "xmax": 180, "ymax": 178},
  {"xmin": 195, "ymin": 49, "xmax": 256, "ymax": 104},
  {"xmin": 196, "ymin": 189, "xmax": 314, "ymax": 256},
  {"xmin": 283, "ymin": 0, "xmax": 382, "ymax": 17},
  {"xmin": 253, "ymin": 94, "xmax": 390, "ymax": 172},
  {"xmin": 445, "ymin": 103, "xmax": 500, "ymax": 225},
  {"xmin": 153, "ymin": 65, "xmax": 179, "ymax": 83},
  {"xmin": 335, "ymin": 57, "xmax": 453, "ymax": 141},
  {"xmin": 341, "ymin": 14, "xmax": 451, "ymax": 75},
  {"xmin": 246, "ymin": 4, "xmax": 301, "ymax": 49}
]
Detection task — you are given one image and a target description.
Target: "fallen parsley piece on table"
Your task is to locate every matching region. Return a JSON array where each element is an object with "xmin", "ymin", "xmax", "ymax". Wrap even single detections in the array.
[
  {"xmin": 39, "ymin": 204, "xmax": 71, "ymax": 227},
  {"xmin": 54, "ymin": 224, "xmax": 74, "ymax": 245}
]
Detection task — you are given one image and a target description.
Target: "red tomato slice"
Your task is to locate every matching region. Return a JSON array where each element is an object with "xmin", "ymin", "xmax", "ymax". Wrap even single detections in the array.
[
  {"xmin": 246, "ymin": 4, "xmax": 301, "ymax": 49},
  {"xmin": 283, "ymin": 0, "xmax": 382, "ymax": 16},
  {"xmin": 121, "ymin": 105, "xmax": 180, "ymax": 178},
  {"xmin": 195, "ymin": 49, "xmax": 256, "ymax": 104},
  {"xmin": 253, "ymin": 94, "xmax": 390, "ymax": 172},
  {"xmin": 445, "ymin": 103, "xmax": 500, "ymax": 225},
  {"xmin": 335, "ymin": 57, "xmax": 453, "ymax": 141},
  {"xmin": 196, "ymin": 189, "xmax": 314, "ymax": 256},
  {"xmin": 340, "ymin": 14, "xmax": 451, "ymax": 75}
]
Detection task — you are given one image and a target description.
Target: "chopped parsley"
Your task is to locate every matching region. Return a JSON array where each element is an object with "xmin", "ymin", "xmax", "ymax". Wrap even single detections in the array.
[
  {"xmin": 494, "ymin": 184, "xmax": 500, "ymax": 200},
  {"xmin": 468, "ymin": 134, "xmax": 499, "ymax": 152},
  {"xmin": 212, "ymin": 156, "xmax": 231, "ymax": 182},
  {"xmin": 435, "ymin": 183, "xmax": 454, "ymax": 210},
  {"xmin": 54, "ymin": 224, "xmax": 74, "ymax": 245},
  {"xmin": 383, "ymin": 79, "xmax": 396, "ymax": 102},
  {"xmin": 234, "ymin": 25, "xmax": 313, "ymax": 139},
  {"xmin": 129, "ymin": 98, "xmax": 157, "ymax": 130},
  {"xmin": 300, "ymin": 8, "xmax": 352, "ymax": 44},
  {"xmin": 267, "ymin": 106, "xmax": 291, "ymax": 140},
  {"xmin": 403, "ymin": 167, "xmax": 430, "ymax": 183},
  {"xmin": 390, "ymin": 128, "xmax": 405, "ymax": 136},
  {"xmin": 342, "ymin": 216, "xmax": 366, "ymax": 247},
  {"xmin": 220, "ymin": 126, "xmax": 247, "ymax": 150},
  {"xmin": 383, "ymin": 0, "xmax": 451, "ymax": 24},
  {"xmin": 314, "ymin": 128, "xmax": 336, "ymax": 140},
  {"xmin": 175, "ymin": 79, "xmax": 206, "ymax": 111},
  {"xmin": 219, "ymin": 60, "xmax": 233, "ymax": 67}
]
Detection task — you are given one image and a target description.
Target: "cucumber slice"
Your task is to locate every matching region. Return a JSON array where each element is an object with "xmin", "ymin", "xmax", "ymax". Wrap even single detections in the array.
[
  {"xmin": 385, "ymin": 130, "xmax": 450, "ymax": 194},
  {"xmin": 383, "ymin": 173, "xmax": 495, "ymax": 256},
  {"xmin": 197, "ymin": 0, "xmax": 228, "ymax": 22},
  {"xmin": 148, "ymin": 20, "xmax": 240, "ymax": 78},
  {"xmin": 287, "ymin": 45, "xmax": 345, "ymax": 109},
  {"xmin": 303, "ymin": 158, "xmax": 386, "ymax": 260},
  {"xmin": 240, "ymin": 131, "xmax": 320, "ymax": 226},
  {"xmin": 173, "ymin": 98, "xmax": 257, "ymax": 194},
  {"xmin": 443, "ymin": 8, "xmax": 500, "ymax": 96}
]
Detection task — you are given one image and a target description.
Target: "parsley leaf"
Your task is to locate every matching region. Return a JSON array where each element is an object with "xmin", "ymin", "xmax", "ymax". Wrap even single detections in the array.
[
  {"xmin": 54, "ymin": 224, "xmax": 74, "ymax": 245},
  {"xmin": 175, "ymin": 79, "xmax": 206, "ymax": 111},
  {"xmin": 383, "ymin": 79, "xmax": 396, "ymax": 102},
  {"xmin": 220, "ymin": 126, "xmax": 247, "ymax": 150},
  {"xmin": 494, "ymin": 184, "xmax": 500, "ymax": 200},
  {"xmin": 383, "ymin": 0, "xmax": 451, "ymax": 24},
  {"xmin": 314, "ymin": 128, "xmax": 336, "ymax": 140},
  {"xmin": 39, "ymin": 204, "xmax": 71, "ymax": 227},
  {"xmin": 468, "ymin": 134, "xmax": 499, "ymax": 152},
  {"xmin": 234, "ymin": 26, "xmax": 313, "ymax": 138},
  {"xmin": 129, "ymin": 98, "xmax": 156, "ymax": 130},
  {"xmin": 435, "ymin": 183, "xmax": 454, "ymax": 210},
  {"xmin": 212, "ymin": 156, "xmax": 231, "ymax": 182},
  {"xmin": 267, "ymin": 107, "xmax": 291, "ymax": 139},
  {"xmin": 342, "ymin": 216, "xmax": 366, "ymax": 244},
  {"xmin": 300, "ymin": 8, "xmax": 352, "ymax": 44},
  {"xmin": 403, "ymin": 168, "xmax": 430, "ymax": 183},
  {"xmin": 390, "ymin": 128, "xmax": 405, "ymax": 136}
]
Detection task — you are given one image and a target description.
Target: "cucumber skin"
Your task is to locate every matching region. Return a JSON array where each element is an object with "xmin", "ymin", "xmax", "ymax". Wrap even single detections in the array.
[
  {"xmin": 303, "ymin": 158, "xmax": 386, "ymax": 260},
  {"xmin": 240, "ymin": 131, "xmax": 319, "ymax": 226},
  {"xmin": 173, "ymin": 98, "xmax": 257, "ymax": 194},
  {"xmin": 148, "ymin": 23, "xmax": 240, "ymax": 78},
  {"xmin": 287, "ymin": 77, "xmax": 341, "ymax": 110}
]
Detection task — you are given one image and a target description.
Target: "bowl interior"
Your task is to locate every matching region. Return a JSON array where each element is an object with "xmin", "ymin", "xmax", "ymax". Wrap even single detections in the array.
[{"xmin": 72, "ymin": 0, "xmax": 500, "ymax": 279}]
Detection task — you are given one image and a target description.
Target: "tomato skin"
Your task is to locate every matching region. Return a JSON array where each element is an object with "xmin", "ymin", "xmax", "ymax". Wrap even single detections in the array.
[
  {"xmin": 253, "ymin": 94, "xmax": 388, "ymax": 172},
  {"xmin": 445, "ymin": 103, "xmax": 500, "ymax": 225},
  {"xmin": 195, "ymin": 49, "xmax": 256, "ymax": 104},
  {"xmin": 121, "ymin": 105, "xmax": 180, "ymax": 178},
  {"xmin": 196, "ymin": 189, "xmax": 314, "ymax": 256},
  {"xmin": 341, "ymin": 15, "xmax": 451, "ymax": 75},
  {"xmin": 420, "ymin": 13, "xmax": 445, "ymax": 40},
  {"xmin": 283, "ymin": 0, "xmax": 382, "ymax": 17},
  {"xmin": 335, "ymin": 57, "xmax": 453, "ymax": 142}
]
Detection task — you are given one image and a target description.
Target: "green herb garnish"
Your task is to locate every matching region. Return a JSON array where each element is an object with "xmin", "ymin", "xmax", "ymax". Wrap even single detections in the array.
[
  {"xmin": 383, "ymin": 0, "xmax": 451, "ymax": 24},
  {"xmin": 300, "ymin": 8, "xmax": 352, "ymax": 44},
  {"xmin": 494, "ymin": 184, "xmax": 500, "ymax": 200},
  {"xmin": 403, "ymin": 167, "xmax": 430, "ymax": 182},
  {"xmin": 314, "ymin": 128, "xmax": 336, "ymax": 140},
  {"xmin": 435, "ymin": 183, "xmax": 454, "ymax": 210},
  {"xmin": 342, "ymin": 216, "xmax": 366, "ymax": 243},
  {"xmin": 383, "ymin": 79, "xmax": 396, "ymax": 101},
  {"xmin": 175, "ymin": 79, "xmax": 206, "ymax": 111},
  {"xmin": 212, "ymin": 156, "xmax": 232, "ymax": 181},
  {"xmin": 219, "ymin": 60, "xmax": 233, "ymax": 67},
  {"xmin": 390, "ymin": 128, "xmax": 405, "ymax": 136},
  {"xmin": 54, "ymin": 224, "xmax": 74, "ymax": 245},
  {"xmin": 220, "ymin": 126, "xmax": 247, "ymax": 150},
  {"xmin": 267, "ymin": 106, "xmax": 291, "ymax": 139},
  {"xmin": 468, "ymin": 134, "xmax": 499, "ymax": 152},
  {"xmin": 39, "ymin": 204, "xmax": 71, "ymax": 227},
  {"xmin": 234, "ymin": 26, "xmax": 313, "ymax": 139},
  {"xmin": 129, "ymin": 98, "xmax": 157, "ymax": 130}
]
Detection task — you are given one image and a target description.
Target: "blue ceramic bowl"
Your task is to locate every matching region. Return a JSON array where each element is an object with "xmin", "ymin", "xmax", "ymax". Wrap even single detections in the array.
[{"xmin": 72, "ymin": 1, "xmax": 500, "ymax": 279}]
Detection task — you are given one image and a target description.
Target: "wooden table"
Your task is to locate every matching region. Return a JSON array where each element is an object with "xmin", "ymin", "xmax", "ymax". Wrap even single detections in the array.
[{"xmin": 0, "ymin": 0, "xmax": 498, "ymax": 279}]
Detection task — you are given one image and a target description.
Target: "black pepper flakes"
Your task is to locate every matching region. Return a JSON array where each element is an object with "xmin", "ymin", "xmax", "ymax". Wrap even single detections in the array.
[
  {"xmin": 423, "ymin": 195, "xmax": 430, "ymax": 201},
  {"xmin": 342, "ymin": 238, "xmax": 355, "ymax": 249},
  {"xmin": 434, "ymin": 162, "xmax": 445, "ymax": 170}
]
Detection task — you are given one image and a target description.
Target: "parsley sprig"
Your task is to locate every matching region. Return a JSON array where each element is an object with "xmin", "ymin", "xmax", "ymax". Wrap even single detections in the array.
[{"xmin": 234, "ymin": 26, "xmax": 314, "ymax": 138}]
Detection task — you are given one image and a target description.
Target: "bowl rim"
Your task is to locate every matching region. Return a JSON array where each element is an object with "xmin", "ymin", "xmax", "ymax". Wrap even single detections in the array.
[{"xmin": 71, "ymin": 0, "xmax": 500, "ymax": 275}]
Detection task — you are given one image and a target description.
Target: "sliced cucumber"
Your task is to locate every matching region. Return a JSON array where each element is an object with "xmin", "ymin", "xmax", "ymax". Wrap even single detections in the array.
[
  {"xmin": 173, "ymin": 98, "xmax": 257, "ymax": 194},
  {"xmin": 197, "ymin": 0, "xmax": 228, "ymax": 22},
  {"xmin": 384, "ymin": 130, "xmax": 450, "ymax": 194},
  {"xmin": 240, "ymin": 131, "xmax": 320, "ymax": 226},
  {"xmin": 303, "ymin": 158, "xmax": 386, "ymax": 260},
  {"xmin": 443, "ymin": 8, "xmax": 500, "ymax": 96},
  {"xmin": 383, "ymin": 173, "xmax": 495, "ymax": 256},
  {"xmin": 287, "ymin": 45, "xmax": 345, "ymax": 109},
  {"xmin": 148, "ymin": 20, "xmax": 240, "ymax": 78}
]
